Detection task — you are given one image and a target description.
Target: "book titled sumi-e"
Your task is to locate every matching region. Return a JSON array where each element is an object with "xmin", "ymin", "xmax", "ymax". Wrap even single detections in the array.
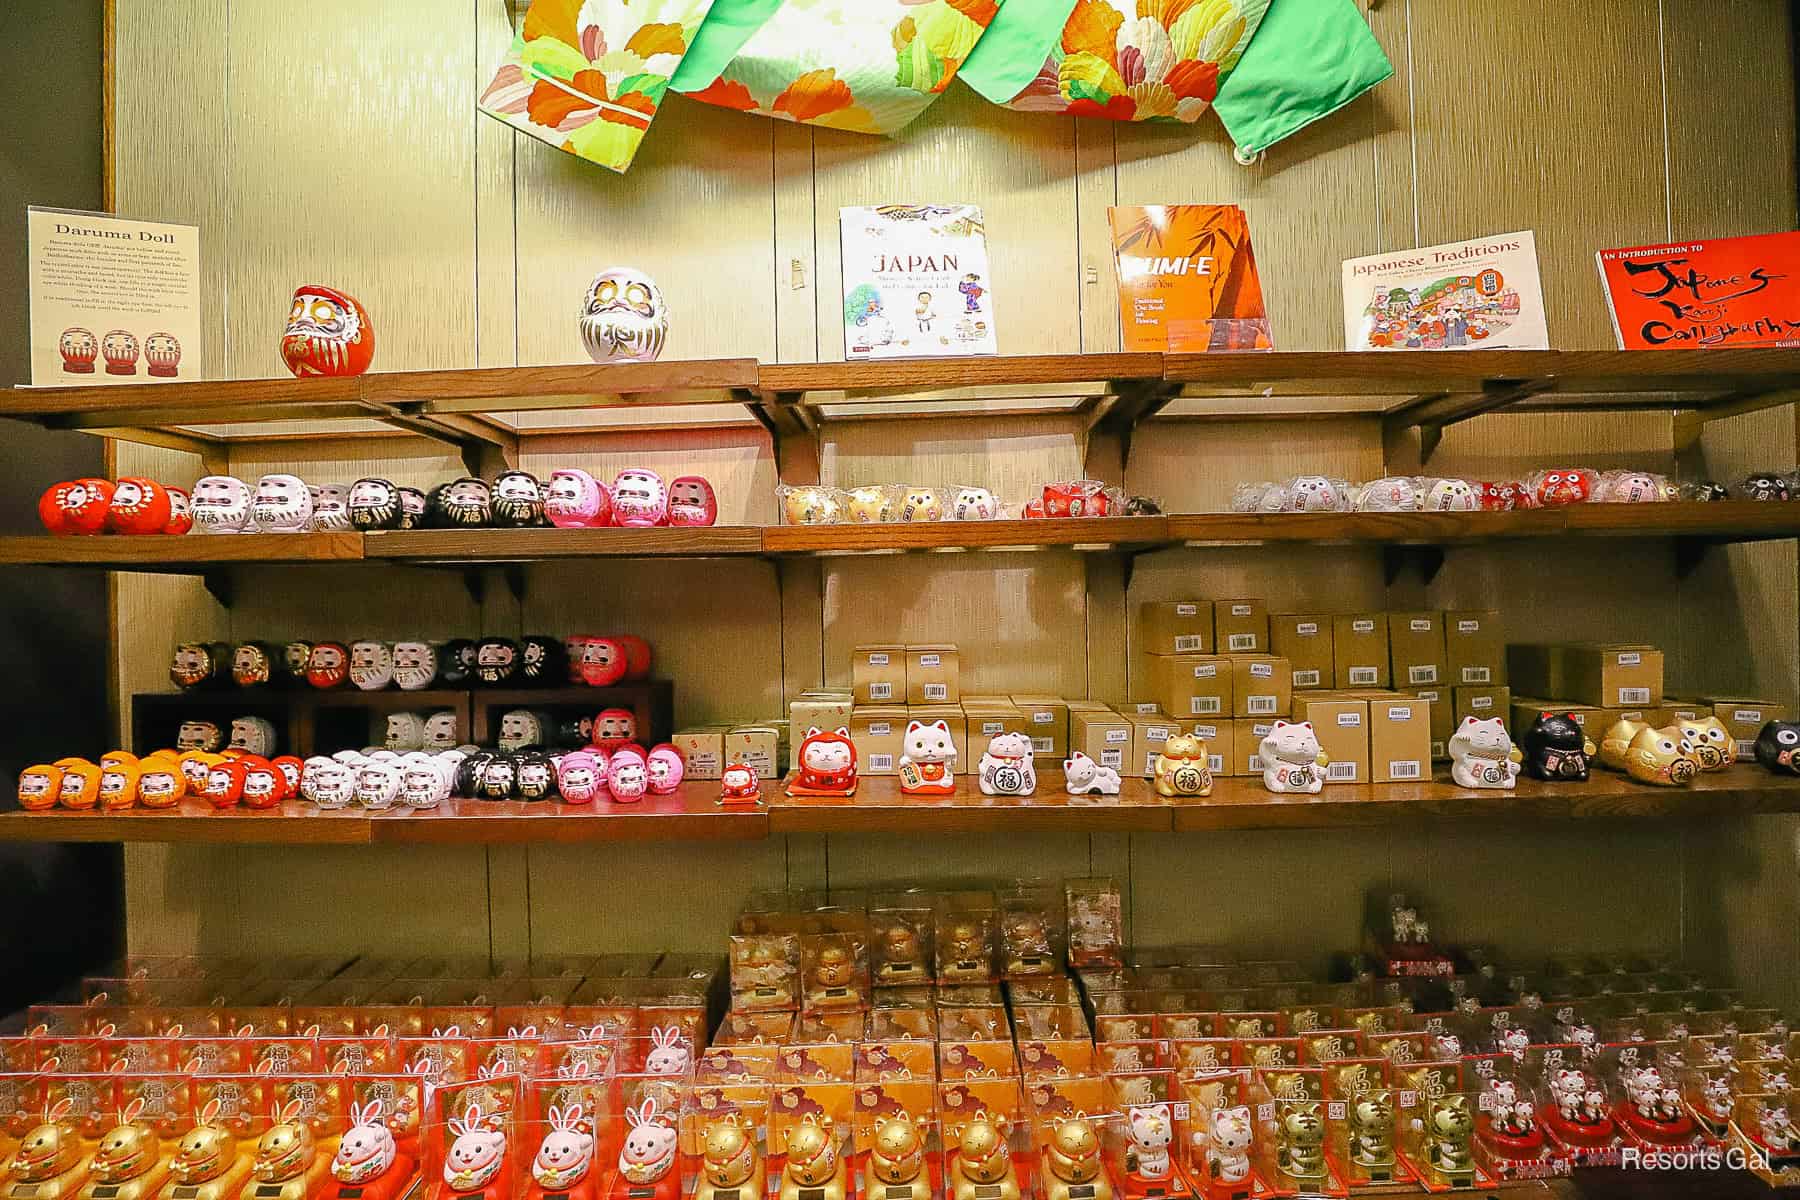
[
  {"xmin": 1342, "ymin": 231, "xmax": 1549, "ymax": 351},
  {"xmin": 1109, "ymin": 205, "xmax": 1272, "ymax": 352},
  {"xmin": 839, "ymin": 205, "xmax": 997, "ymax": 360},
  {"xmin": 1597, "ymin": 231, "xmax": 1800, "ymax": 349}
]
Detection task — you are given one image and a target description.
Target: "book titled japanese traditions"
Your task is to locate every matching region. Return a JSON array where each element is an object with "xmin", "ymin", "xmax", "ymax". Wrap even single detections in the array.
[{"xmin": 1342, "ymin": 231, "xmax": 1549, "ymax": 350}]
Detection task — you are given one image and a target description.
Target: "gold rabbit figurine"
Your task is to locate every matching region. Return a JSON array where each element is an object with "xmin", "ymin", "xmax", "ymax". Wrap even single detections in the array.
[
  {"xmin": 245, "ymin": 1101, "xmax": 328, "ymax": 1200},
  {"xmin": 79, "ymin": 1100, "xmax": 173, "ymax": 1200},
  {"xmin": 6, "ymin": 1100, "xmax": 92, "ymax": 1200},
  {"xmin": 159, "ymin": 1099, "xmax": 255, "ymax": 1200}
]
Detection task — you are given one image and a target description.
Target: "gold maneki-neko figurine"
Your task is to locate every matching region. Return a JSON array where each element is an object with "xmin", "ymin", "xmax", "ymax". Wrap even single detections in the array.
[
  {"xmin": 947, "ymin": 1114, "xmax": 1019, "ymax": 1200},
  {"xmin": 1042, "ymin": 1117, "xmax": 1112, "ymax": 1200},
  {"xmin": 777, "ymin": 1115, "xmax": 845, "ymax": 1200},
  {"xmin": 692, "ymin": 1112, "xmax": 760, "ymax": 1200}
]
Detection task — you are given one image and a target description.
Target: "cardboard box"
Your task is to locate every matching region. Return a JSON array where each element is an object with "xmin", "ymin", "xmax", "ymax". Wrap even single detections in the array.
[
  {"xmin": 1187, "ymin": 719, "xmax": 1229, "ymax": 775},
  {"xmin": 852, "ymin": 644, "xmax": 907, "ymax": 705},
  {"xmin": 1071, "ymin": 710, "xmax": 1133, "ymax": 774},
  {"xmin": 1663, "ymin": 696, "xmax": 1706, "ymax": 723},
  {"xmin": 1271, "ymin": 614, "xmax": 1334, "ymax": 689},
  {"xmin": 1231, "ymin": 720, "xmax": 1277, "ymax": 776},
  {"xmin": 1388, "ymin": 612, "xmax": 1448, "ymax": 689},
  {"xmin": 1560, "ymin": 644, "xmax": 1664, "ymax": 708},
  {"xmin": 1510, "ymin": 698, "xmax": 1606, "ymax": 737},
  {"xmin": 1368, "ymin": 695, "xmax": 1431, "ymax": 783},
  {"xmin": 850, "ymin": 706, "xmax": 908, "ymax": 775},
  {"xmin": 1214, "ymin": 599, "xmax": 1269, "ymax": 654},
  {"xmin": 905, "ymin": 644, "xmax": 961, "ymax": 704},
  {"xmin": 788, "ymin": 696, "xmax": 855, "ymax": 768},
  {"xmin": 1139, "ymin": 601, "xmax": 1213, "ymax": 655},
  {"xmin": 1333, "ymin": 615, "xmax": 1390, "ymax": 688},
  {"xmin": 1698, "ymin": 697, "xmax": 1794, "ymax": 761},
  {"xmin": 1591, "ymin": 704, "xmax": 1676, "ymax": 733},
  {"xmin": 672, "ymin": 726, "xmax": 727, "ymax": 780},
  {"xmin": 726, "ymin": 725, "xmax": 781, "ymax": 781},
  {"xmin": 1229, "ymin": 655, "xmax": 1292, "ymax": 719},
  {"xmin": 1129, "ymin": 712, "xmax": 1179, "ymax": 777},
  {"xmin": 1452, "ymin": 686, "xmax": 1512, "ymax": 731},
  {"xmin": 1065, "ymin": 699, "xmax": 1112, "ymax": 713},
  {"xmin": 1147, "ymin": 654, "xmax": 1234, "ymax": 719},
  {"xmin": 1010, "ymin": 694, "xmax": 1069, "ymax": 758},
  {"xmin": 1409, "ymin": 687, "xmax": 1453, "ymax": 760},
  {"xmin": 1302, "ymin": 697, "xmax": 1370, "ymax": 784},
  {"xmin": 1505, "ymin": 644, "xmax": 1562, "ymax": 698},
  {"xmin": 1444, "ymin": 610, "xmax": 1506, "ymax": 685},
  {"xmin": 908, "ymin": 705, "xmax": 970, "ymax": 773},
  {"xmin": 963, "ymin": 704, "xmax": 1027, "ymax": 742}
]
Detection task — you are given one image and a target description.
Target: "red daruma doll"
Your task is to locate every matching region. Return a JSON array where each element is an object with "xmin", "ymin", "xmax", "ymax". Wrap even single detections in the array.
[{"xmin": 282, "ymin": 285, "xmax": 376, "ymax": 377}]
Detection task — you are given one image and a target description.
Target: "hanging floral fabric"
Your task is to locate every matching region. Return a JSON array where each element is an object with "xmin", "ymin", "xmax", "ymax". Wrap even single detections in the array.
[
  {"xmin": 675, "ymin": 0, "xmax": 1006, "ymax": 136},
  {"xmin": 958, "ymin": 0, "xmax": 1269, "ymax": 123},
  {"xmin": 479, "ymin": 0, "xmax": 721, "ymax": 173}
]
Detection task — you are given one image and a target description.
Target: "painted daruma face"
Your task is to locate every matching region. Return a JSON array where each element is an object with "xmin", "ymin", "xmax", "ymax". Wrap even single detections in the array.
[
  {"xmin": 580, "ymin": 267, "xmax": 668, "ymax": 364},
  {"xmin": 610, "ymin": 470, "xmax": 667, "ymax": 527},
  {"xmin": 491, "ymin": 471, "xmax": 545, "ymax": 527},
  {"xmin": 164, "ymin": 487, "xmax": 193, "ymax": 534},
  {"xmin": 281, "ymin": 284, "xmax": 375, "ymax": 377},
  {"xmin": 545, "ymin": 469, "xmax": 609, "ymax": 528},
  {"xmin": 102, "ymin": 329, "xmax": 140, "ymax": 375},
  {"xmin": 347, "ymin": 478, "xmax": 402, "ymax": 530},
  {"xmin": 349, "ymin": 641, "xmax": 395, "ymax": 691},
  {"xmin": 108, "ymin": 477, "xmax": 173, "ymax": 534},
  {"xmin": 190, "ymin": 476, "xmax": 253, "ymax": 533},
  {"xmin": 431, "ymin": 479, "xmax": 492, "ymax": 528},
  {"xmin": 307, "ymin": 642, "xmax": 350, "ymax": 689},
  {"xmin": 144, "ymin": 332, "xmax": 182, "ymax": 376},
  {"xmin": 665, "ymin": 476, "xmax": 717, "ymax": 527},
  {"xmin": 392, "ymin": 642, "xmax": 438, "ymax": 690},
  {"xmin": 59, "ymin": 326, "xmax": 98, "ymax": 372},
  {"xmin": 252, "ymin": 474, "xmax": 314, "ymax": 533}
]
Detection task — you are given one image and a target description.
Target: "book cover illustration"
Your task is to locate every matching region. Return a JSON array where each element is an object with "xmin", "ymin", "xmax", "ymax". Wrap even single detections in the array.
[
  {"xmin": 1342, "ymin": 230, "xmax": 1548, "ymax": 351},
  {"xmin": 1109, "ymin": 204, "xmax": 1272, "ymax": 352},
  {"xmin": 1597, "ymin": 231, "xmax": 1800, "ymax": 349},
  {"xmin": 839, "ymin": 204, "xmax": 997, "ymax": 359}
]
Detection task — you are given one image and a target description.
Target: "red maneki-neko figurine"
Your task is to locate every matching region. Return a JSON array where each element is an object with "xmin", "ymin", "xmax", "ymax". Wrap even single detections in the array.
[{"xmin": 786, "ymin": 727, "xmax": 857, "ymax": 798}]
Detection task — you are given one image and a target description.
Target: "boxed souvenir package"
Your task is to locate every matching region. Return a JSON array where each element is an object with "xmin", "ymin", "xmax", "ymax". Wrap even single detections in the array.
[
  {"xmin": 1319, "ymin": 1058, "xmax": 1412, "ymax": 1189},
  {"xmin": 869, "ymin": 898, "xmax": 933, "ymax": 987},
  {"xmin": 1010, "ymin": 696, "xmax": 1069, "ymax": 758},
  {"xmin": 1128, "ymin": 714, "xmax": 1177, "ymax": 778},
  {"xmin": 1332, "ymin": 617, "xmax": 1390, "ymax": 689},
  {"xmin": 936, "ymin": 1076, "xmax": 1028, "ymax": 1200},
  {"xmin": 1386, "ymin": 614, "xmax": 1446, "ymax": 689},
  {"xmin": 1228, "ymin": 657, "xmax": 1291, "ymax": 719},
  {"xmin": 1145, "ymin": 656, "xmax": 1232, "ymax": 720},
  {"xmin": 997, "ymin": 886, "xmax": 1064, "ymax": 979},
  {"xmin": 682, "ymin": 1080, "xmax": 770, "ymax": 1200},
  {"xmin": 1256, "ymin": 1066, "xmax": 1347, "ymax": 1196},
  {"xmin": 1507, "ymin": 643, "xmax": 1665, "ymax": 708},
  {"xmin": 854, "ymin": 647, "xmax": 907, "ymax": 705},
  {"xmin": 907, "ymin": 647, "xmax": 962, "ymax": 705},
  {"xmin": 1179, "ymin": 1068, "xmax": 1273, "ymax": 1200},
  {"xmin": 799, "ymin": 930, "xmax": 870, "ymax": 1014},
  {"xmin": 1139, "ymin": 602, "xmax": 1213, "ymax": 656},
  {"xmin": 1300, "ymin": 696, "xmax": 1369, "ymax": 784},
  {"xmin": 1443, "ymin": 612, "xmax": 1505, "ymax": 685},
  {"xmin": 850, "ymin": 708, "xmax": 908, "ymax": 777},
  {"xmin": 1271, "ymin": 616, "xmax": 1333, "ymax": 690},
  {"xmin": 1022, "ymin": 1074, "xmax": 1123, "ymax": 1200},
  {"xmin": 1452, "ymin": 687, "xmax": 1511, "ymax": 729},
  {"xmin": 1070, "ymin": 710, "xmax": 1133, "ymax": 775},
  {"xmin": 1470, "ymin": 1050, "xmax": 1571, "ymax": 1181},
  {"xmin": 1065, "ymin": 879, "xmax": 1125, "ymax": 971},
  {"xmin": 1213, "ymin": 602, "xmax": 1268, "ymax": 655},
  {"xmin": 935, "ymin": 896, "xmax": 999, "ymax": 985},
  {"xmin": 852, "ymin": 1073, "xmax": 938, "ymax": 1200}
]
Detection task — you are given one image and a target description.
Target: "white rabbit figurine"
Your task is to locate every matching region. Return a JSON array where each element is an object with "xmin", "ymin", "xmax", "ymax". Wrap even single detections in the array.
[
  {"xmin": 618, "ymin": 1099, "xmax": 678, "ymax": 1184},
  {"xmin": 532, "ymin": 1103, "xmax": 596, "ymax": 1189},
  {"xmin": 334, "ymin": 1100, "xmax": 398, "ymax": 1184},
  {"xmin": 443, "ymin": 1104, "xmax": 507, "ymax": 1192},
  {"xmin": 644, "ymin": 1026, "xmax": 691, "ymax": 1075}
]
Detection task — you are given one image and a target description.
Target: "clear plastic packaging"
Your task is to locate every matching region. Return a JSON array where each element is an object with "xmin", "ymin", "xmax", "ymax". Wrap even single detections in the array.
[
  {"xmin": 1591, "ymin": 471, "xmax": 1671, "ymax": 503},
  {"xmin": 1522, "ymin": 469, "xmax": 1598, "ymax": 506},
  {"xmin": 1353, "ymin": 477, "xmax": 1422, "ymax": 512},
  {"xmin": 777, "ymin": 484, "xmax": 846, "ymax": 525}
]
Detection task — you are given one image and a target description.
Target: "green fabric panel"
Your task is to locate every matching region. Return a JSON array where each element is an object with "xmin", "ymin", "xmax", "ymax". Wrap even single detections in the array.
[
  {"xmin": 669, "ymin": 0, "xmax": 786, "ymax": 92},
  {"xmin": 956, "ymin": 0, "xmax": 1080, "ymax": 104},
  {"xmin": 1213, "ymin": 0, "xmax": 1393, "ymax": 157}
]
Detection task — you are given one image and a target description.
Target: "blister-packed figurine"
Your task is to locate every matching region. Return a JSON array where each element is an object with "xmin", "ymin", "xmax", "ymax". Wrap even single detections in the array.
[
  {"xmin": 190, "ymin": 475, "xmax": 253, "ymax": 533},
  {"xmin": 898, "ymin": 720, "xmax": 957, "ymax": 795},
  {"xmin": 977, "ymin": 733, "xmax": 1036, "ymax": 795},
  {"xmin": 1526, "ymin": 469, "xmax": 1596, "ymax": 506},
  {"xmin": 1152, "ymin": 733, "xmax": 1213, "ymax": 797},
  {"xmin": 1622, "ymin": 726, "xmax": 1698, "ymax": 787},
  {"xmin": 1282, "ymin": 475, "xmax": 1353, "ymax": 512},
  {"xmin": 1422, "ymin": 477, "xmax": 1480, "ymax": 511},
  {"xmin": 1062, "ymin": 751, "xmax": 1121, "ymax": 796},
  {"xmin": 843, "ymin": 484, "xmax": 895, "ymax": 523},
  {"xmin": 1448, "ymin": 716, "xmax": 1521, "ymax": 789},
  {"xmin": 779, "ymin": 484, "xmax": 845, "ymax": 525},
  {"xmin": 950, "ymin": 487, "xmax": 1001, "ymax": 520},
  {"xmin": 1593, "ymin": 470, "xmax": 1668, "ymax": 503},
  {"xmin": 1259, "ymin": 722, "xmax": 1328, "ymax": 794},
  {"xmin": 1520, "ymin": 712, "xmax": 1595, "ymax": 781},
  {"xmin": 787, "ymin": 726, "xmax": 858, "ymax": 797},
  {"xmin": 1478, "ymin": 480, "xmax": 1525, "ymax": 510},
  {"xmin": 897, "ymin": 487, "xmax": 945, "ymax": 523},
  {"xmin": 1733, "ymin": 472, "xmax": 1791, "ymax": 501}
]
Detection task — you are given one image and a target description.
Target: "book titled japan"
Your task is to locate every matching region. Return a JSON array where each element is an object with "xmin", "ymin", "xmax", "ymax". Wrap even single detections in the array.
[
  {"xmin": 1597, "ymin": 230, "xmax": 1800, "ymax": 349},
  {"xmin": 1342, "ymin": 231, "xmax": 1549, "ymax": 350},
  {"xmin": 839, "ymin": 204, "xmax": 997, "ymax": 360}
]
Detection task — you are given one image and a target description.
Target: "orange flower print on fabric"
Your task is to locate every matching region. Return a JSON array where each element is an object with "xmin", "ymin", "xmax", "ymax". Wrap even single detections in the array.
[
  {"xmin": 686, "ymin": 76, "xmax": 758, "ymax": 111},
  {"xmin": 773, "ymin": 69, "xmax": 857, "ymax": 122}
]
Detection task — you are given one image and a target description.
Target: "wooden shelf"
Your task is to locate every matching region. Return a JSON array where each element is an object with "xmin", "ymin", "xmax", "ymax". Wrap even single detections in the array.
[
  {"xmin": 11, "ymin": 350, "xmax": 1798, "ymax": 468},
  {"xmin": 1168, "ymin": 767, "xmax": 1800, "ymax": 831},
  {"xmin": 762, "ymin": 517, "xmax": 1169, "ymax": 555},
  {"xmin": 6, "ymin": 769, "xmax": 1796, "ymax": 843},
  {"xmin": 0, "ymin": 784, "xmax": 768, "ymax": 844},
  {"xmin": 366, "ymin": 526, "xmax": 766, "ymax": 562},
  {"xmin": 1166, "ymin": 502, "xmax": 1800, "ymax": 547},
  {"xmin": 0, "ymin": 532, "xmax": 364, "ymax": 569}
]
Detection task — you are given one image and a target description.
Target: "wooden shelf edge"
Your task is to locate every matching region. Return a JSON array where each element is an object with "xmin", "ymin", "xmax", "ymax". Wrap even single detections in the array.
[{"xmin": 768, "ymin": 771, "xmax": 1175, "ymax": 834}]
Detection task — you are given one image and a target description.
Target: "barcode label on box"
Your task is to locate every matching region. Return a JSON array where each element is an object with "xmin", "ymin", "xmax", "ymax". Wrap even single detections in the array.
[
  {"xmin": 1248, "ymin": 755, "xmax": 1264, "ymax": 771},
  {"xmin": 1619, "ymin": 711, "xmax": 1643, "ymax": 722},
  {"xmin": 1227, "ymin": 634, "xmax": 1256, "ymax": 651},
  {"xmin": 1147, "ymin": 726, "xmax": 1171, "ymax": 741},
  {"xmin": 1174, "ymin": 635, "xmax": 1203, "ymax": 651},
  {"xmin": 1193, "ymin": 663, "xmax": 1217, "ymax": 678},
  {"xmin": 868, "ymin": 652, "xmax": 890, "ymax": 665},
  {"xmin": 1388, "ymin": 760, "xmax": 1422, "ymax": 779},
  {"xmin": 1032, "ymin": 711, "xmax": 1054, "ymax": 724},
  {"xmin": 1735, "ymin": 708, "xmax": 1765, "ymax": 723},
  {"xmin": 1619, "ymin": 687, "xmax": 1651, "ymax": 705},
  {"xmin": 1353, "ymin": 619, "xmax": 1375, "ymax": 633},
  {"xmin": 1293, "ymin": 669, "xmax": 1321, "ymax": 687},
  {"xmin": 1337, "ymin": 712, "xmax": 1363, "ymax": 727},
  {"xmin": 1568, "ymin": 712, "xmax": 1587, "ymax": 725},
  {"xmin": 869, "ymin": 721, "xmax": 892, "ymax": 736},
  {"xmin": 1231, "ymin": 604, "xmax": 1252, "ymax": 616},
  {"xmin": 1471, "ymin": 696, "xmax": 1494, "ymax": 710},
  {"xmin": 869, "ymin": 754, "xmax": 894, "ymax": 770},
  {"xmin": 1408, "ymin": 665, "xmax": 1438, "ymax": 684},
  {"xmin": 869, "ymin": 682, "xmax": 893, "ymax": 700},
  {"xmin": 1191, "ymin": 696, "xmax": 1221, "ymax": 715},
  {"xmin": 923, "ymin": 683, "xmax": 947, "ymax": 701},
  {"xmin": 1144, "ymin": 753, "xmax": 1160, "ymax": 774},
  {"xmin": 1350, "ymin": 667, "xmax": 1378, "ymax": 685},
  {"xmin": 1208, "ymin": 755, "xmax": 1223, "ymax": 772},
  {"xmin": 1457, "ymin": 620, "xmax": 1480, "ymax": 633},
  {"xmin": 1410, "ymin": 618, "xmax": 1432, "ymax": 632},
  {"xmin": 1461, "ymin": 666, "xmax": 1491, "ymax": 683},
  {"xmin": 1100, "ymin": 749, "xmax": 1123, "ymax": 769},
  {"xmin": 1176, "ymin": 603, "xmax": 1198, "ymax": 616},
  {"xmin": 1032, "ymin": 737, "xmax": 1053, "ymax": 753},
  {"xmin": 1617, "ymin": 652, "xmax": 1642, "ymax": 666},
  {"xmin": 1296, "ymin": 622, "xmax": 1318, "ymax": 635},
  {"xmin": 1416, "ymin": 690, "xmax": 1441, "ymax": 703},
  {"xmin": 1328, "ymin": 761, "xmax": 1358, "ymax": 780},
  {"xmin": 919, "ymin": 653, "xmax": 941, "ymax": 667},
  {"xmin": 1388, "ymin": 706, "xmax": 1414, "ymax": 720},
  {"xmin": 1136, "ymin": 702, "xmax": 1160, "ymax": 714},
  {"xmin": 1105, "ymin": 729, "xmax": 1130, "ymax": 744},
  {"xmin": 1738, "ymin": 739, "xmax": 1755, "ymax": 759},
  {"xmin": 982, "ymin": 720, "xmax": 1004, "ymax": 735},
  {"xmin": 1249, "ymin": 662, "xmax": 1273, "ymax": 679},
  {"xmin": 1246, "ymin": 695, "xmax": 1277, "ymax": 715},
  {"xmin": 1194, "ymin": 725, "xmax": 1219, "ymax": 741}
]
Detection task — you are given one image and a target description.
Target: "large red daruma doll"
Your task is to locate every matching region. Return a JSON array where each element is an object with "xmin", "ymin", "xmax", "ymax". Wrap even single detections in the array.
[
  {"xmin": 39, "ymin": 478, "xmax": 114, "ymax": 535},
  {"xmin": 282, "ymin": 284, "xmax": 376, "ymax": 377},
  {"xmin": 108, "ymin": 477, "xmax": 174, "ymax": 535},
  {"xmin": 616, "ymin": 635, "xmax": 652, "ymax": 681}
]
